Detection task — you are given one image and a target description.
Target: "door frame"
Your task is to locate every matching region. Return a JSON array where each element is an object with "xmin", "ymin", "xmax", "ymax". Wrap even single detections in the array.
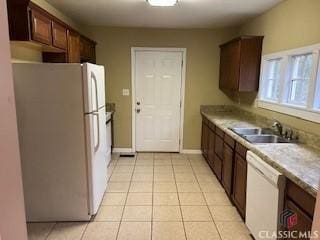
[{"xmin": 131, "ymin": 47, "xmax": 187, "ymax": 153}]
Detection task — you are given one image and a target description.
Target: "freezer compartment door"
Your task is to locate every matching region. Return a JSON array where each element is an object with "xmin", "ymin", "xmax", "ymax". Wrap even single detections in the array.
[
  {"xmin": 85, "ymin": 107, "xmax": 108, "ymax": 215},
  {"xmin": 83, "ymin": 63, "xmax": 106, "ymax": 113}
]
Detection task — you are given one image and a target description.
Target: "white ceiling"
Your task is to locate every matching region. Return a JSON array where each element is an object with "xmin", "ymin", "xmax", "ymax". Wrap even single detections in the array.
[{"xmin": 46, "ymin": 0, "xmax": 282, "ymax": 29}]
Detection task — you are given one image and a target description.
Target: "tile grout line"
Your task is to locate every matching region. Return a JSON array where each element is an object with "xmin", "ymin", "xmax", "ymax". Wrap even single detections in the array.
[
  {"xmin": 172, "ymin": 154, "xmax": 188, "ymax": 240},
  {"xmin": 190, "ymin": 155, "xmax": 224, "ymax": 240},
  {"xmin": 114, "ymin": 155, "xmax": 136, "ymax": 240},
  {"xmin": 44, "ymin": 222, "xmax": 57, "ymax": 240}
]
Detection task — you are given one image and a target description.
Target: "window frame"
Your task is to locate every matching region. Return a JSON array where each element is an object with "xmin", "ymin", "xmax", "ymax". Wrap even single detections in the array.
[{"xmin": 257, "ymin": 43, "xmax": 320, "ymax": 123}]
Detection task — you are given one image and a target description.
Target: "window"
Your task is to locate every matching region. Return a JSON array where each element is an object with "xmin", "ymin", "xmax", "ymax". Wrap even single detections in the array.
[
  {"xmin": 287, "ymin": 54, "xmax": 312, "ymax": 106},
  {"xmin": 261, "ymin": 58, "xmax": 281, "ymax": 101},
  {"xmin": 258, "ymin": 44, "xmax": 320, "ymax": 123}
]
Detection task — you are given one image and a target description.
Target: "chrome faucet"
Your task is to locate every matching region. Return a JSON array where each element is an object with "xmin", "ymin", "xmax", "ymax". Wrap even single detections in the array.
[{"xmin": 272, "ymin": 120, "xmax": 283, "ymax": 136}]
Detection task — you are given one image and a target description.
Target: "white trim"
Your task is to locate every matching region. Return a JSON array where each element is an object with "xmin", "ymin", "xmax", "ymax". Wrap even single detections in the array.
[
  {"xmin": 131, "ymin": 47, "xmax": 187, "ymax": 153},
  {"xmin": 112, "ymin": 148, "xmax": 135, "ymax": 153},
  {"xmin": 181, "ymin": 149, "xmax": 202, "ymax": 154},
  {"xmin": 257, "ymin": 100, "xmax": 320, "ymax": 123}
]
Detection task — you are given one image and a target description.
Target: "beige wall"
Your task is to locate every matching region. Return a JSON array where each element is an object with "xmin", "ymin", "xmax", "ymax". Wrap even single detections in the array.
[
  {"xmin": 85, "ymin": 27, "xmax": 237, "ymax": 149},
  {"xmin": 0, "ymin": 0, "xmax": 28, "ymax": 239},
  {"xmin": 237, "ymin": 0, "xmax": 320, "ymax": 136}
]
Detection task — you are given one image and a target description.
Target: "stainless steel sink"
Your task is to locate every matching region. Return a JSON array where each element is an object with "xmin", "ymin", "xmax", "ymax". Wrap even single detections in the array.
[
  {"xmin": 243, "ymin": 135, "xmax": 290, "ymax": 143},
  {"xmin": 231, "ymin": 127, "xmax": 273, "ymax": 135}
]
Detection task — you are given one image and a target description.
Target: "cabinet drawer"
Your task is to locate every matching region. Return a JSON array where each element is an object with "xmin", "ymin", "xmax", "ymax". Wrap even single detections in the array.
[
  {"xmin": 214, "ymin": 134, "xmax": 224, "ymax": 159},
  {"xmin": 224, "ymin": 134, "xmax": 235, "ymax": 148},
  {"xmin": 52, "ymin": 22, "xmax": 67, "ymax": 50},
  {"xmin": 286, "ymin": 180, "xmax": 315, "ymax": 218},
  {"xmin": 235, "ymin": 142, "xmax": 247, "ymax": 159},
  {"xmin": 202, "ymin": 116, "xmax": 209, "ymax": 125},
  {"xmin": 30, "ymin": 9, "xmax": 52, "ymax": 45},
  {"xmin": 216, "ymin": 127, "xmax": 224, "ymax": 138},
  {"xmin": 208, "ymin": 121, "xmax": 215, "ymax": 132}
]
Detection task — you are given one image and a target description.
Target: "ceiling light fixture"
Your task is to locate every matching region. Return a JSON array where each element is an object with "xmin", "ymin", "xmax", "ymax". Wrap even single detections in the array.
[{"xmin": 147, "ymin": 0, "xmax": 178, "ymax": 7}]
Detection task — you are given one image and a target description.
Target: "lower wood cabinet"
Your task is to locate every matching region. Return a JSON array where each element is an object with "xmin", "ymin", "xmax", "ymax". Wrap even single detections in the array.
[
  {"xmin": 201, "ymin": 120, "xmax": 210, "ymax": 160},
  {"xmin": 284, "ymin": 180, "xmax": 316, "ymax": 240},
  {"xmin": 201, "ymin": 114, "xmax": 316, "ymax": 230},
  {"xmin": 232, "ymin": 152, "xmax": 247, "ymax": 219},
  {"xmin": 285, "ymin": 200, "xmax": 313, "ymax": 240},
  {"xmin": 213, "ymin": 155, "xmax": 222, "ymax": 181},
  {"xmin": 208, "ymin": 130, "xmax": 215, "ymax": 169},
  {"xmin": 222, "ymin": 143, "xmax": 234, "ymax": 196}
]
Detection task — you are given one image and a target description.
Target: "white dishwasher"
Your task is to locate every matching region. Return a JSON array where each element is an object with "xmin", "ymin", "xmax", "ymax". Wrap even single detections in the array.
[{"xmin": 246, "ymin": 151, "xmax": 286, "ymax": 240}]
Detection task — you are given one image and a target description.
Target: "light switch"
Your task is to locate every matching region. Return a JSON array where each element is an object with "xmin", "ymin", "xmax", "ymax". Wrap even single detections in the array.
[{"xmin": 122, "ymin": 89, "xmax": 130, "ymax": 96}]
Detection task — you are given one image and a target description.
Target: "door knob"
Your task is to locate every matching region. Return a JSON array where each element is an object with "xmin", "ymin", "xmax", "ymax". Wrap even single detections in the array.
[
  {"xmin": 136, "ymin": 109, "xmax": 141, "ymax": 113},
  {"xmin": 137, "ymin": 101, "xmax": 141, "ymax": 105}
]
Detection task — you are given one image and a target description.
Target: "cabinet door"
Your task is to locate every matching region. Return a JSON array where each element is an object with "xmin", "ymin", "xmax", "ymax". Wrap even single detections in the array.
[
  {"xmin": 214, "ymin": 155, "xmax": 222, "ymax": 181},
  {"xmin": 67, "ymin": 30, "xmax": 80, "ymax": 63},
  {"xmin": 219, "ymin": 40, "xmax": 241, "ymax": 90},
  {"xmin": 222, "ymin": 143, "xmax": 234, "ymax": 196},
  {"xmin": 214, "ymin": 134, "xmax": 224, "ymax": 159},
  {"xmin": 30, "ymin": 9, "xmax": 52, "ymax": 45},
  {"xmin": 232, "ymin": 153, "xmax": 247, "ymax": 219},
  {"xmin": 285, "ymin": 200, "xmax": 313, "ymax": 240},
  {"xmin": 208, "ymin": 130, "xmax": 215, "ymax": 169},
  {"xmin": 52, "ymin": 22, "xmax": 67, "ymax": 50},
  {"xmin": 80, "ymin": 37, "xmax": 96, "ymax": 63},
  {"xmin": 201, "ymin": 121, "xmax": 210, "ymax": 160}
]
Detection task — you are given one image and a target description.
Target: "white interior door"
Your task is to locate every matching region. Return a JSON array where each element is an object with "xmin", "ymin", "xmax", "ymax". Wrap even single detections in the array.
[{"xmin": 135, "ymin": 50, "xmax": 183, "ymax": 152}]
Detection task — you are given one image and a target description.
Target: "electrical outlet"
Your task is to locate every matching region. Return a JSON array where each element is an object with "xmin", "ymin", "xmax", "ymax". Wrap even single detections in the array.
[{"xmin": 122, "ymin": 89, "xmax": 130, "ymax": 96}]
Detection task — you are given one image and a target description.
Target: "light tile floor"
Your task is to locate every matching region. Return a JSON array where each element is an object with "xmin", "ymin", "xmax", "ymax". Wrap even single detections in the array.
[{"xmin": 27, "ymin": 153, "xmax": 251, "ymax": 240}]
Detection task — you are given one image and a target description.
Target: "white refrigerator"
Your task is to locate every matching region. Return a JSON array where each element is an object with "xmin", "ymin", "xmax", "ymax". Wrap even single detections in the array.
[{"xmin": 13, "ymin": 63, "xmax": 110, "ymax": 222}]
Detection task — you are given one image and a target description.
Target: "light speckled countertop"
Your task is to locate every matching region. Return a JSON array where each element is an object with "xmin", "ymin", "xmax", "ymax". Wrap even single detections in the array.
[{"xmin": 201, "ymin": 108, "xmax": 320, "ymax": 197}]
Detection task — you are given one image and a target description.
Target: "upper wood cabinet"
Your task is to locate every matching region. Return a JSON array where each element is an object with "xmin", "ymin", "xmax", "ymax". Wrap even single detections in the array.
[
  {"xmin": 52, "ymin": 22, "xmax": 67, "ymax": 50},
  {"xmin": 7, "ymin": 0, "xmax": 96, "ymax": 63},
  {"xmin": 80, "ymin": 36, "xmax": 96, "ymax": 63},
  {"xmin": 30, "ymin": 9, "xmax": 52, "ymax": 45},
  {"xmin": 219, "ymin": 36, "xmax": 264, "ymax": 92},
  {"xmin": 67, "ymin": 31, "xmax": 81, "ymax": 63}
]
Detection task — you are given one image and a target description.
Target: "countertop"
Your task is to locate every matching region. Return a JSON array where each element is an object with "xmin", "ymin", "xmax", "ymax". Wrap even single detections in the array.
[{"xmin": 201, "ymin": 109, "xmax": 320, "ymax": 197}]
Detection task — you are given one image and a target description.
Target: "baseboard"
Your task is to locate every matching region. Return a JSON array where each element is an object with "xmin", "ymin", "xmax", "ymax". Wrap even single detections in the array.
[
  {"xmin": 112, "ymin": 148, "xmax": 135, "ymax": 153},
  {"xmin": 181, "ymin": 149, "xmax": 202, "ymax": 154}
]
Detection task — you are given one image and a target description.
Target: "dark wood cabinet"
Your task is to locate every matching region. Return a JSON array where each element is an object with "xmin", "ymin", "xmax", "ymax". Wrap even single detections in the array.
[
  {"xmin": 232, "ymin": 152, "xmax": 247, "ymax": 219},
  {"xmin": 208, "ymin": 130, "xmax": 215, "ymax": 170},
  {"xmin": 214, "ymin": 133, "xmax": 224, "ymax": 159},
  {"xmin": 52, "ymin": 22, "xmax": 67, "ymax": 50},
  {"xmin": 200, "ymin": 115, "xmax": 316, "ymax": 228},
  {"xmin": 7, "ymin": 0, "xmax": 96, "ymax": 63},
  {"xmin": 283, "ymin": 180, "xmax": 316, "ymax": 239},
  {"xmin": 219, "ymin": 36, "xmax": 263, "ymax": 92},
  {"xmin": 214, "ymin": 133, "xmax": 224, "ymax": 181},
  {"xmin": 285, "ymin": 200, "xmax": 313, "ymax": 240},
  {"xmin": 30, "ymin": 8, "xmax": 52, "ymax": 45},
  {"xmin": 67, "ymin": 30, "xmax": 81, "ymax": 63},
  {"xmin": 80, "ymin": 36, "xmax": 96, "ymax": 63},
  {"xmin": 201, "ymin": 120, "xmax": 210, "ymax": 160},
  {"xmin": 222, "ymin": 143, "xmax": 234, "ymax": 196}
]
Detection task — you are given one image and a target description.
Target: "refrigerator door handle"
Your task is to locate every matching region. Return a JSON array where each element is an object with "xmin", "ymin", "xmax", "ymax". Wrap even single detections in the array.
[
  {"xmin": 91, "ymin": 72, "xmax": 99, "ymax": 112},
  {"xmin": 93, "ymin": 112, "xmax": 100, "ymax": 153}
]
